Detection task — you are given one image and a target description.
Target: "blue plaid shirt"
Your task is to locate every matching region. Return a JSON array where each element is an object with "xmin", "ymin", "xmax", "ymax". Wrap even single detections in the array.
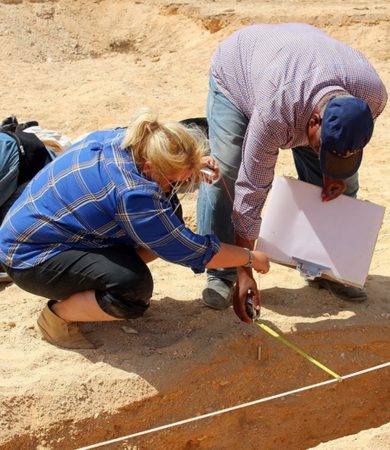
[{"xmin": 0, "ymin": 128, "xmax": 220, "ymax": 271}]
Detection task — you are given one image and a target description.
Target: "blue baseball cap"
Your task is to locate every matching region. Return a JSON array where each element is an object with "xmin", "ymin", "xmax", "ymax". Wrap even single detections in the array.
[{"xmin": 320, "ymin": 97, "xmax": 374, "ymax": 179}]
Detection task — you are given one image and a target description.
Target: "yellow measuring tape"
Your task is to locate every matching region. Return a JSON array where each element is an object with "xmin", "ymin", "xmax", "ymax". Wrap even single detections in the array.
[{"xmin": 255, "ymin": 321, "xmax": 341, "ymax": 380}]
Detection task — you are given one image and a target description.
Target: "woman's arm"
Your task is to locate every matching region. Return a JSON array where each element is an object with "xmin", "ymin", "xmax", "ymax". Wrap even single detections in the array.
[{"xmin": 206, "ymin": 242, "xmax": 269, "ymax": 274}]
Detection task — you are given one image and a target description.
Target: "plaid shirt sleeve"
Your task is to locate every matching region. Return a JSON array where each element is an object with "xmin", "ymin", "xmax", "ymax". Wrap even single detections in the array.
[{"xmin": 116, "ymin": 188, "xmax": 221, "ymax": 273}]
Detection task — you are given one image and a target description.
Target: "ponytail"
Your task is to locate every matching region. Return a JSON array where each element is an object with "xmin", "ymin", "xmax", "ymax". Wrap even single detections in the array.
[{"xmin": 122, "ymin": 108, "xmax": 207, "ymax": 178}]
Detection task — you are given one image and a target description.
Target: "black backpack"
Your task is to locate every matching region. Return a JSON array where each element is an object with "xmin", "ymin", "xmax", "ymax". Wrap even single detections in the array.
[
  {"xmin": 180, "ymin": 117, "xmax": 209, "ymax": 137},
  {"xmin": 0, "ymin": 115, "xmax": 50, "ymax": 185}
]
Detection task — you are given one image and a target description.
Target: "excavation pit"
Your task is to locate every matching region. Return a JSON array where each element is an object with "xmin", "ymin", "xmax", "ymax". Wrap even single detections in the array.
[{"xmin": 1, "ymin": 295, "xmax": 389, "ymax": 450}]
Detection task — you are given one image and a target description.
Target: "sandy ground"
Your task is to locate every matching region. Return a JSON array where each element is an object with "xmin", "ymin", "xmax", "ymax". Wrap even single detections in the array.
[{"xmin": 0, "ymin": 1, "xmax": 389, "ymax": 449}]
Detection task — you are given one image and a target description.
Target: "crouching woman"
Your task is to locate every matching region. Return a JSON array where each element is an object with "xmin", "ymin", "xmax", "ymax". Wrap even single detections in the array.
[{"xmin": 0, "ymin": 109, "xmax": 269, "ymax": 349}]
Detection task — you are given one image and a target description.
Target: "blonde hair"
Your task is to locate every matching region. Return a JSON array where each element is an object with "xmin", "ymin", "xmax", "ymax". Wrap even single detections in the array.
[{"xmin": 122, "ymin": 108, "xmax": 207, "ymax": 180}]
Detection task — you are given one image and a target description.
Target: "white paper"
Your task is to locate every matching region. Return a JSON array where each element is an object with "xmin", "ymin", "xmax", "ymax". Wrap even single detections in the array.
[{"xmin": 256, "ymin": 176, "xmax": 385, "ymax": 287}]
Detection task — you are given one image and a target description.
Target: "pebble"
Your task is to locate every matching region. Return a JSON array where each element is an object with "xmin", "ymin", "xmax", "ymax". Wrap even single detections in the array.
[{"xmin": 121, "ymin": 326, "xmax": 138, "ymax": 334}]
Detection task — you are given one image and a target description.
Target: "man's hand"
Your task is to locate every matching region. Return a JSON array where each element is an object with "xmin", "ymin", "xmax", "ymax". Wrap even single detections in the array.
[
  {"xmin": 233, "ymin": 267, "xmax": 259, "ymax": 324},
  {"xmin": 321, "ymin": 175, "xmax": 345, "ymax": 202}
]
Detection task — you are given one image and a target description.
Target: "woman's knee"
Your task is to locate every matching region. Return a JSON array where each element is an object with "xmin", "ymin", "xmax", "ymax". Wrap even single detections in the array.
[
  {"xmin": 96, "ymin": 265, "xmax": 154, "ymax": 320},
  {"xmin": 124, "ymin": 264, "xmax": 154, "ymax": 302}
]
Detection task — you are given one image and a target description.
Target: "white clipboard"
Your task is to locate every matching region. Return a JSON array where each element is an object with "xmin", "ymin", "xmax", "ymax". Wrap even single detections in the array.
[{"xmin": 256, "ymin": 176, "xmax": 385, "ymax": 287}]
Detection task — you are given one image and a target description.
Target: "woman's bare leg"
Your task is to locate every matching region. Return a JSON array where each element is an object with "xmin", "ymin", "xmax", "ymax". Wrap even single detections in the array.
[{"xmin": 51, "ymin": 290, "xmax": 119, "ymax": 322}]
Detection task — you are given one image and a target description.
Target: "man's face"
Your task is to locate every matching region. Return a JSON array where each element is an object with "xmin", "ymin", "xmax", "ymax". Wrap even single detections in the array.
[{"xmin": 306, "ymin": 111, "xmax": 346, "ymax": 201}]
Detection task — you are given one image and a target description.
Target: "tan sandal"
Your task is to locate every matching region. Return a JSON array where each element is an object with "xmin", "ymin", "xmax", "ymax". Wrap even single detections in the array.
[{"xmin": 37, "ymin": 301, "xmax": 96, "ymax": 349}]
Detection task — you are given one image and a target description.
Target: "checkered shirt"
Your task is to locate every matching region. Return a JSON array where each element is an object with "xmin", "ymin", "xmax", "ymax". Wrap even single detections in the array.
[{"xmin": 211, "ymin": 23, "xmax": 388, "ymax": 240}]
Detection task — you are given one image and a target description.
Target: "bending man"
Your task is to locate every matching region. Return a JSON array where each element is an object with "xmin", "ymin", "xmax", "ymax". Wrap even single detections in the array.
[{"xmin": 197, "ymin": 23, "xmax": 387, "ymax": 321}]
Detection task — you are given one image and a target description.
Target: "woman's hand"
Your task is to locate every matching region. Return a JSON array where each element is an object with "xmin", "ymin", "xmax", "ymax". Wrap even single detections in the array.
[
  {"xmin": 251, "ymin": 250, "xmax": 270, "ymax": 274},
  {"xmin": 200, "ymin": 156, "xmax": 220, "ymax": 184}
]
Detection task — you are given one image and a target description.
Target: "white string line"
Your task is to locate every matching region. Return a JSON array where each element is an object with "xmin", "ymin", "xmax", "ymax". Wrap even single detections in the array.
[{"xmin": 77, "ymin": 361, "xmax": 390, "ymax": 450}]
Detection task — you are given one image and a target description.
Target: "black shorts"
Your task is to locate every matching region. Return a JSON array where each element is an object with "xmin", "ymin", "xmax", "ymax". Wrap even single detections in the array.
[{"xmin": 3, "ymin": 246, "xmax": 153, "ymax": 319}]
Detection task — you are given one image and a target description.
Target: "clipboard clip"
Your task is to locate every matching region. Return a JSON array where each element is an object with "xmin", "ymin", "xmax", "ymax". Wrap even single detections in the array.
[{"xmin": 292, "ymin": 257, "xmax": 330, "ymax": 280}]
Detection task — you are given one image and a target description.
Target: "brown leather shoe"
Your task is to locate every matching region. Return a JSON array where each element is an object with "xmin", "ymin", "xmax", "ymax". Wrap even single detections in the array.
[
  {"xmin": 37, "ymin": 301, "xmax": 96, "ymax": 349},
  {"xmin": 308, "ymin": 278, "xmax": 367, "ymax": 302}
]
